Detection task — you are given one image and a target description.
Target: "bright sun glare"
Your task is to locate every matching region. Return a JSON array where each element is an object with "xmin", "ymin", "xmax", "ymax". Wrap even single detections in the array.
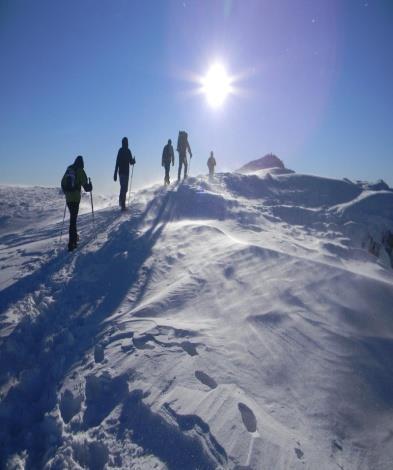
[{"xmin": 202, "ymin": 63, "xmax": 232, "ymax": 108}]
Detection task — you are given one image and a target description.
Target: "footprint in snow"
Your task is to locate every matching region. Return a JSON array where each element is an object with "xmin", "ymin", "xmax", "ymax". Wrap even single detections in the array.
[
  {"xmin": 224, "ymin": 266, "xmax": 235, "ymax": 279},
  {"xmin": 180, "ymin": 340, "xmax": 198, "ymax": 356},
  {"xmin": 332, "ymin": 440, "xmax": 343, "ymax": 451},
  {"xmin": 133, "ymin": 335, "xmax": 155, "ymax": 350},
  {"xmin": 238, "ymin": 402, "xmax": 257, "ymax": 433},
  {"xmin": 94, "ymin": 344, "xmax": 105, "ymax": 363},
  {"xmin": 294, "ymin": 447, "xmax": 304, "ymax": 460},
  {"xmin": 195, "ymin": 370, "xmax": 217, "ymax": 389}
]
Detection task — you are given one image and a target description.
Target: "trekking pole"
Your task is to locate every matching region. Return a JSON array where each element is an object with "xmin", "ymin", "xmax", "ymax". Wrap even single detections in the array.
[
  {"xmin": 89, "ymin": 178, "xmax": 96, "ymax": 238},
  {"xmin": 59, "ymin": 202, "xmax": 67, "ymax": 243},
  {"xmin": 127, "ymin": 164, "xmax": 134, "ymax": 207}
]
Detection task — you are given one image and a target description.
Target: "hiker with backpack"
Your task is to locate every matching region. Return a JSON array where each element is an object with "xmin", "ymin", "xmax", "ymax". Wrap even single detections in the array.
[
  {"xmin": 207, "ymin": 151, "xmax": 216, "ymax": 178},
  {"xmin": 114, "ymin": 137, "xmax": 136, "ymax": 211},
  {"xmin": 61, "ymin": 155, "xmax": 92, "ymax": 252},
  {"xmin": 162, "ymin": 139, "xmax": 175, "ymax": 185},
  {"xmin": 176, "ymin": 131, "xmax": 192, "ymax": 180}
]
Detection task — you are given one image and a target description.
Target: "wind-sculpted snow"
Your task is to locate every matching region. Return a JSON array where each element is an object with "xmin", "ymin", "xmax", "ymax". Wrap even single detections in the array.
[
  {"xmin": 0, "ymin": 172, "xmax": 393, "ymax": 469},
  {"xmin": 335, "ymin": 190, "xmax": 393, "ymax": 220},
  {"xmin": 225, "ymin": 172, "xmax": 363, "ymax": 206}
]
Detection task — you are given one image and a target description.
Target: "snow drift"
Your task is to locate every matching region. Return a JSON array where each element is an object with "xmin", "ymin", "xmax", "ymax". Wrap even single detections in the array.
[{"xmin": 1, "ymin": 169, "xmax": 393, "ymax": 469}]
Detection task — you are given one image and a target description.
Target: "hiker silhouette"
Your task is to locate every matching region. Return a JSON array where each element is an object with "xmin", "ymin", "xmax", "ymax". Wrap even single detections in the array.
[
  {"xmin": 207, "ymin": 151, "xmax": 216, "ymax": 178},
  {"xmin": 162, "ymin": 139, "xmax": 175, "ymax": 185},
  {"xmin": 114, "ymin": 137, "xmax": 136, "ymax": 211},
  {"xmin": 176, "ymin": 131, "xmax": 192, "ymax": 180}
]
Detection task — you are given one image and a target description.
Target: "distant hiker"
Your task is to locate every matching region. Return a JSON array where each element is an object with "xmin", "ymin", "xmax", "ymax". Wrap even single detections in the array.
[
  {"xmin": 61, "ymin": 155, "xmax": 92, "ymax": 252},
  {"xmin": 176, "ymin": 131, "xmax": 192, "ymax": 180},
  {"xmin": 162, "ymin": 139, "xmax": 175, "ymax": 185},
  {"xmin": 114, "ymin": 137, "xmax": 136, "ymax": 210},
  {"xmin": 207, "ymin": 151, "xmax": 216, "ymax": 177}
]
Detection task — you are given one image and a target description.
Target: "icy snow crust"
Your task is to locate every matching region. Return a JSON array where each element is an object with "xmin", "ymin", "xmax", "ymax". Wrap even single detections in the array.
[{"xmin": 1, "ymin": 172, "xmax": 393, "ymax": 469}]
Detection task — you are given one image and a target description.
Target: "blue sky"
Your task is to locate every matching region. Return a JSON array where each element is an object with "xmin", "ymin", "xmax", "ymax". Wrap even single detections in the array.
[{"xmin": 1, "ymin": 0, "xmax": 392, "ymax": 193}]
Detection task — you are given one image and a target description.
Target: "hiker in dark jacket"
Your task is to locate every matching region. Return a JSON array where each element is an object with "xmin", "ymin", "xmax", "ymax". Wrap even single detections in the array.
[
  {"xmin": 114, "ymin": 137, "xmax": 136, "ymax": 210},
  {"xmin": 162, "ymin": 139, "xmax": 175, "ymax": 185},
  {"xmin": 207, "ymin": 151, "xmax": 216, "ymax": 177},
  {"xmin": 177, "ymin": 131, "xmax": 192, "ymax": 180},
  {"xmin": 61, "ymin": 155, "xmax": 92, "ymax": 251}
]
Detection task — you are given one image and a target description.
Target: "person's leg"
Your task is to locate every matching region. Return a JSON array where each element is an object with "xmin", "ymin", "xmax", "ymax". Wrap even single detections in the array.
[
  {"xmin": 178, "ymin": 159, "xmax": 183, "ymax": 181},
  {"xmin": 121, "ymin": 180, "xmax": 126, "ymax": 208},
  {"xmin": 67, "ymin": 202, "xmax": 79, "ymax": 250},
  {"xmin": 119, "ymin": 174, "xmax": 129, "ymax": 209},
  {"xmin": 183, "ymin": 157, "xmax": 188, "ymax": 178},
  {"xmin": 165, "ymin": 163, "xmax": 170, "ymax": 184},
  {"xmin": 73, "ymin": 202, "xmax": 80, "ymax": 244}
]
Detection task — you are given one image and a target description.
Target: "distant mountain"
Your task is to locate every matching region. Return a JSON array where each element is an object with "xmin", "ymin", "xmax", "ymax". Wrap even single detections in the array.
[{"xmin": 238, "ymin": 153, "xmax": 285, "ymax": 172}]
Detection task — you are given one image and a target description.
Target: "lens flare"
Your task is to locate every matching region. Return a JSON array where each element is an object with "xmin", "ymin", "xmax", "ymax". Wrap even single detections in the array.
[{"xmin": 202, "ymin": 63, "xmax": 232, "ymax": 108}]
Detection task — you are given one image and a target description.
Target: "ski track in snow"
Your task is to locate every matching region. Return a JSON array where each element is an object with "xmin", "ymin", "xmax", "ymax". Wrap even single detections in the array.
[{"xmin": 0, "ymin": 173, "xmax": 393, "ymax": 469}]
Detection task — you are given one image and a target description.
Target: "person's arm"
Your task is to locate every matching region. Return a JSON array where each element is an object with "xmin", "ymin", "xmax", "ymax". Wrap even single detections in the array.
[
  {"xmin": 129, "ymin": 150, "xmax": 135, "ymax": 166},
  {"xmin": 171, "ymin": 147, "xmax": 174, "ymax": 165},
  {"xmin": 162, "ymin": 147, "xmax": 165, "ymax": 166},
  {"xmin": 187, "ymin": 141, "xmax": 192, "ymax": 158},
  {"xmin": 114, "ymin": 151, "xmax": 120, "ymax": 181},
  {"xmin": 81, "ymin": 170, "xmax": 92, "ymax": 192}
]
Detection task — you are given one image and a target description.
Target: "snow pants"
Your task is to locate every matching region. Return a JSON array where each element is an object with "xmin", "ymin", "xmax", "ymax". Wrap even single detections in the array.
[
  {"xmin": 119, "ymin": 174, "xmax": 129, "ymax": 209},
  {"xmin": 178, "ymin": 154, "xmax": 188, "ymax": 180},
  {"xmin": 164, "ymin": 162, "xmax": 171, "ymax": 185},
  {"xmin": 67, "ymin": 201, "xmax": 79, "ymax": 249}
]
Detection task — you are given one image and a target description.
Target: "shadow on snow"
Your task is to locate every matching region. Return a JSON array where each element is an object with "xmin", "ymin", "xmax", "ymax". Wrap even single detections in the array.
[{"xmin": 0, "ymin": 190, "xmax": 189, "ymax": 468}]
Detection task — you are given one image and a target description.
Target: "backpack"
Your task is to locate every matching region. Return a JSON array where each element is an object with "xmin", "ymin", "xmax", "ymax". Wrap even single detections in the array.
[
  {"xmin": 61, "ymin": 166, "xmax": 78, "ymax": 193},
  {"xmin": 177, "ymin": 131, "xmax": 188, "ymax": 153}
]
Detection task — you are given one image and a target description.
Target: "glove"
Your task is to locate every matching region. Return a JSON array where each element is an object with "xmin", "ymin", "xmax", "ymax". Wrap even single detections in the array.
[
  {"xmin": 190, "ymin": 153, "xmax": 193, "ymax": 158},
  {"xmin": 114, "ymin": 173, "xmax": 117, "ymax": 182},
  {"xmin": 84, "ymin": 182, "xmax": 93, "ymax": 192},
  {"xmin": 132, "ymin": 158, "xmax": 136, "ymax": 165}
]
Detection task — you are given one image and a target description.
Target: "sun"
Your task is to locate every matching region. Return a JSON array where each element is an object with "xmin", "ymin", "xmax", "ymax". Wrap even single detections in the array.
[{"xmin": 202, "ymin": 63, "xmax": 232, "ymax": 108}]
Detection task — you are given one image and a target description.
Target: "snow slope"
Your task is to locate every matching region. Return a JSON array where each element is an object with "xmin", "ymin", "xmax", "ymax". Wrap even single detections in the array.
[{"xmin": 1, "ymin": 172, "xmax": 393, "ymax": 470}]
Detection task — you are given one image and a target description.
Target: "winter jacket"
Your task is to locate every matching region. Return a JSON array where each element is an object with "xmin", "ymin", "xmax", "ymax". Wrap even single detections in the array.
[
  {"xmin": 62, "ymin": 166, "xmax": 89, "ymax": 203},
  {"xmin": 162, "ymin": 143, "xmax": 175, "ymax": 166},
  {"xmin": 114, "ymin": 147, "xmax": 135, "ymax": 177}
]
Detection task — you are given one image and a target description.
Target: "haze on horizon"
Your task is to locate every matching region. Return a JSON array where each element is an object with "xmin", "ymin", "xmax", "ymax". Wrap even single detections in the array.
[{"xmin": 0, "ymin": 0, "xmax": 392, "ymax": 193}]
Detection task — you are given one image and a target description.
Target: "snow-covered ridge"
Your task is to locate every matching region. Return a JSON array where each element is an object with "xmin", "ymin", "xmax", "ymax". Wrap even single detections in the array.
[
  {"xmin": 237, "ymin": 153, "xmax": 286, "ymax": 173},
  {"xmin": 1, "ymin": 171, "xmax": 393, "ymax": 469}
]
